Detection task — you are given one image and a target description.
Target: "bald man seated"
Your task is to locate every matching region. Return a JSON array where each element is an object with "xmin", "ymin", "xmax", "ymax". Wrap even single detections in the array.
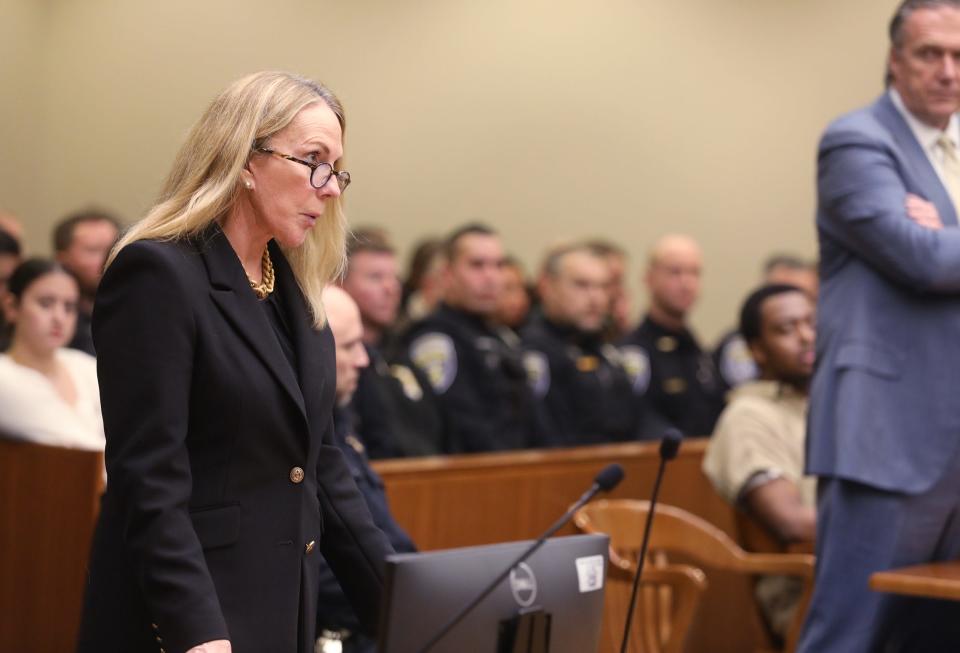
[
  {"xmin": 619, "ymin": 234, "xmax": 725, "ymax": 436},
  {"xmin": 316, "ymin": 286, "xmax": 414, "ymax": 653}
]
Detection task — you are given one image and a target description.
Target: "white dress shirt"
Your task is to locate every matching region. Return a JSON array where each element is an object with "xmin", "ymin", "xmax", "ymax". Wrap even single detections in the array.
[{"xmin": 889, "ymin": 88, "xmax": 960, "ymax": 191}]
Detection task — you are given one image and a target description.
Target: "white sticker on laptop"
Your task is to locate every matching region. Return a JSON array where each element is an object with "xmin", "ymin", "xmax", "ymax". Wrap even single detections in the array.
[{"xmin": 575, "ymin": 555, "xmax": 605, "ymax": 593}]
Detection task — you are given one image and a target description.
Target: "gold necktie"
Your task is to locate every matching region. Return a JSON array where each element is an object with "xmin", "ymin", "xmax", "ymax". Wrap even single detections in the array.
[{"xmin": 936, "ymin": 134, "xmax": 960, "ymax": 211}]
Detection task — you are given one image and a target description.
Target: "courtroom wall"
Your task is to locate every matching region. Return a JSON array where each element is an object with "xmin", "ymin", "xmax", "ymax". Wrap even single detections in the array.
[{"xmin": 1, "ymin": 0, "xmax": 897, "ymax": 340}]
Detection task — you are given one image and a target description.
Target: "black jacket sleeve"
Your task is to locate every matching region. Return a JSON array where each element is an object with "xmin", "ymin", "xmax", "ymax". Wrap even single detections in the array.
[{"xmin": 93, "ymin": 241, "xmax": 229, "ymax": 653}]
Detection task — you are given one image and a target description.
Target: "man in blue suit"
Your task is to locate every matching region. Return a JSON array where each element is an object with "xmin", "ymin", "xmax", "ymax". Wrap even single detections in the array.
[{"xmin": 799, "ymin": 2, "xmax": 960, "ymax": 651}]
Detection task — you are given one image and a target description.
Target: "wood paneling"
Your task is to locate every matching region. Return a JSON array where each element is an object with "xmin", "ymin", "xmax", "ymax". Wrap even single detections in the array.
[
  {"xmin": 0, "ymin": 440, "xmax": 104, "ymax": 653},
  {"xmin": 0, "ymin": 437, "xmax": 783, "ymax": 652}
]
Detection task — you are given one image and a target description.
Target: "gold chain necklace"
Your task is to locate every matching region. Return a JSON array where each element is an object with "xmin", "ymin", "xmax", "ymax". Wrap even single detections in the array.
[{"xmin": 248, "ymin": 248, "xmax": 275, "ymax": 299}]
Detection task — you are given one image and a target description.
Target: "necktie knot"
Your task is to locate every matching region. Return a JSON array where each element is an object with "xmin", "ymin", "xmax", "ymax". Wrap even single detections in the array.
[
  {"xmin": 936, "ymin": 133, "xmax": 960, "ymax": 210},
  {"xmin": 938, "ymin": 134, "xmax": 958, "ymax": 160}
]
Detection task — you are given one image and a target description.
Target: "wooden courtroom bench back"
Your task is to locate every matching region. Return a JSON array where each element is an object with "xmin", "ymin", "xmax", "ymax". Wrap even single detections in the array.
[
  {"xmin": 373, "ymin": 439, "xmax": 776, "ymax": 653},
  {"xmin": 0, "ymin": 440, "xmax": 104, "ymax": 652},
  {"xmin": 372, "ymin": 439, "xmax": 732, "ymax": 547},
  {"xmin": 0, "ymin": 438, "xmax": 774, "ymax": 652}
]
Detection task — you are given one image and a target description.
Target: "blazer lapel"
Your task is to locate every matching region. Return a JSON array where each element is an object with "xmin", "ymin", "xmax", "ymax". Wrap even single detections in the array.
[
  {"xmin": 874, "ymin": 94, "xmax": 959, "ymax": 226},
  {"xmin": 270, "ymin": 239, "xmax": 327, "ymax": 429},
  {"xmin": 198, "ymin": 226, "xmax": 308, "ymax": 423}
]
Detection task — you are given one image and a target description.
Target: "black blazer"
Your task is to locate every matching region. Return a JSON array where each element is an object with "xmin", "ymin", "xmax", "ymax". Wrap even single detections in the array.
[{"xmin": 77, "ymin": 226, "xmax": 392, "ymax": 653}]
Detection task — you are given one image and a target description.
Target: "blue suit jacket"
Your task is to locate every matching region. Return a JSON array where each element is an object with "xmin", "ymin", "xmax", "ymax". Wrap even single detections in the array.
[{"xmin": 807, "ymin": 93, "xmax": 960, "ymax": 494}]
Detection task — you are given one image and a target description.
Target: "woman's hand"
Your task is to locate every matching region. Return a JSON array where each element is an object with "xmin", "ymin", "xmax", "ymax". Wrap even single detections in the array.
[
  {"xmin": 187, "ymin": 640, "xmax": 231, "ymax": 653},
  {"xmin": 905, "ymin": 193, "xmax": 944, "ymax": 230}
]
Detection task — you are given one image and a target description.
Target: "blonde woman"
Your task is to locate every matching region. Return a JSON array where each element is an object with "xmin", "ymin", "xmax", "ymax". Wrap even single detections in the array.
[{"xmin": 77, "ymin": 72, "xmax": 392, "ymax": 653}]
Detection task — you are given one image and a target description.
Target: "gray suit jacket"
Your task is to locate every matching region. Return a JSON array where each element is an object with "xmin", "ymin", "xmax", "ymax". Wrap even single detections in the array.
[{"xmin": 807, "ymin": 93, "xmax": 960, "ymax": 494}]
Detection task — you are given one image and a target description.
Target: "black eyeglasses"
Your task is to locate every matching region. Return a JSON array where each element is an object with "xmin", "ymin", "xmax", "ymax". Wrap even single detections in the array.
[{"xmin": 254, "ymin": 147, "xmax": 351, "ymax": 192}]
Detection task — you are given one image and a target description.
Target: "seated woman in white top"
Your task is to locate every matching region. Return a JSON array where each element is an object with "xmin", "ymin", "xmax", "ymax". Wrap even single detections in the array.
[{"xmin": 0, "ymin": 258, "xmax": 104, "ymax": 450}]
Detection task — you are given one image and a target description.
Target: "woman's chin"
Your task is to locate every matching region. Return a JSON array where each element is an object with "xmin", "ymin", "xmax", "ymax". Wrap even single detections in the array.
[
  {"xmin": 37, "ymin": 340, "xmax": 65, "ymax": 355},
  {"xmin": 274, "ymin": 230, "xmax": 309, "ymax": 249}
]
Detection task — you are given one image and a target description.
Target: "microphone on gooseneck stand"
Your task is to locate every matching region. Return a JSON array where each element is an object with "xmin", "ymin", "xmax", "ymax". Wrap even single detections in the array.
[
  {"xmin": 619, "ymin": 429, "xmax": 683, "ymax": 653},
  {"xmin": 417, "ymin": 463, "xmax": 625, "ymax": 653}
]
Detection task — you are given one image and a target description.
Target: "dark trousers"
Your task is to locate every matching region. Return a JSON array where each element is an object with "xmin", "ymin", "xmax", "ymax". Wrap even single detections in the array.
[
  {"xmin": 797, "ymin": 454, "xmax": 960, "ymax": 653},
  {"xmin": 345, "ymin": 633, "xmax": 376, "ymax": 653}
]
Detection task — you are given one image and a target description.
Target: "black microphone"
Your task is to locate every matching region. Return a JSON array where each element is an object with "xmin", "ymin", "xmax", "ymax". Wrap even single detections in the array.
[
  {"xmin": 619, "ymin": 429, "xmax": 683, "ymax": 653},
  {"xmin": 417, "ymin": 463, "xmax": 625, "ymax": 653}
]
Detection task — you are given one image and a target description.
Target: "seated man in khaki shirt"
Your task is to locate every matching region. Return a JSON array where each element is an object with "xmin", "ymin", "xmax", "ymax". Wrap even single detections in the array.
[{"xmin": 702, "ymin": 284, "xmax": 816, "ymax": 639}]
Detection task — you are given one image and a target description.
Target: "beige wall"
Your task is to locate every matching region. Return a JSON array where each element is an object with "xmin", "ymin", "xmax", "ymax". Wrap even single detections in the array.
[
  {"xmin": 1, "ymin": 0, "xmax": 899, "ymax": 341},
  {"xmin": 0, "ymin": 0, "xmax": 44, "ymax": 240}
]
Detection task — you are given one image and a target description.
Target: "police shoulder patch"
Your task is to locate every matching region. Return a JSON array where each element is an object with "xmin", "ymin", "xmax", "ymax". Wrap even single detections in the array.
[
  {"xmin": 656, "ymin": 336, "xmax": 678, "ymax": 353},
  {"xmin": 523, "ymin": 350, "xmax": 551, "ymax": 398},
  {"xmin": 620, "ymin": 345, "xmax": 651, "ymax": 395},
  {"xmin": 718, "ymin": 335, "xmax": 758, "ymax": 387},
  {"xmin": 389, "ymin": 364, "xmax": 424, "ymax": 401},
  {"xmin": 409, "ymin": 333, "xmax": 457, "ymax": 394}
]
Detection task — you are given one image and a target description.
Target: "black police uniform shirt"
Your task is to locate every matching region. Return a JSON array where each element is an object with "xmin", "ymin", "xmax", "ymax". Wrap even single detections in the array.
[
  {"xmin": 316, "ymin": 406, "xmax": 416, "ymax": 639},
  {"xmin": 521, "ymin": 311, "xmax": 659, "ymax": 446},
  {"xmin": 712, "ymin": 328, "xmax": 759, "ymax": 393},
  {"xmin": 619, "ymin": 315, "xmax": 726, "ymax": 436},
  {"xmin": 351, "ymin": 342, "xmax": 446, "ymax": 459},
  {"xmin": 403, "ymin": 302, "xmax": 537, "ymax": 453}
]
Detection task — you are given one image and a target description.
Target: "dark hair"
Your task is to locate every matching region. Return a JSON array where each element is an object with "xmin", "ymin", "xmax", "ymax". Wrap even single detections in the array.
[
  {"xmin": 52, "ymin": 208, "xmax": 121, "ymax": 253},
  {"xmin": 443, "ymin": 222, "xmax": 497, "ymax": 263},
  {"xmin": 502, "ymin": 254, "xmax": 525, "ymax": 273},
  {"xmin": 7, "ymin": 258, "xmax": 73, "ymax": 300},
  {"xmin": 762, "ymin": 253, "xmax": 812, "ymax": 276},
  {"xmin": 739, "ymin": 284, "xmax": 807, "ymax": 344},
  {"xmin": 583, "ymin": 238, "xmax": 626, "ymax": 259},
  {"xmin": 891, "ymin": 0, "xmax": 960, "ymax": 46},
  {"xmin": 887, "ymin": 0, "xmax": 960, "ymax": 84},
  {"xmin": 0, "ymin": 229, "xmax": 20, "ymax": 257},
  {"xmin": 541, "ymin": 242, "xmax": 603, "ymax": 277},
  {"xmin": 404, "ymin": 237, "xmax": 444, "ymax": 293},
  {"xmin": 347, "ymin": 226, "xmax": 395, "ymax": 258}
]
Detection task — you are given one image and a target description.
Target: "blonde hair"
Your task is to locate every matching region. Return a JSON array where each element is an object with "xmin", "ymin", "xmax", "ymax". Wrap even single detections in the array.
[{"xmin": 108, "ymin": 71, "xmax": 348, "ymax": 327}]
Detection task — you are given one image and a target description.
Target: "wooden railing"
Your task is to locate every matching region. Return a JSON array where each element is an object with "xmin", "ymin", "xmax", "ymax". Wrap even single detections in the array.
[
  {"xmin": 373, "ymin": 439, "xmax": 779, "ymax": 652},
  {"xmin": 0, "ymin": 437, "xmax": 782, "ymax": 652}
]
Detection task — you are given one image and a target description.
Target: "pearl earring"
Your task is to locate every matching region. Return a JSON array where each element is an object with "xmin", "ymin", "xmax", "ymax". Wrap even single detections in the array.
[{"xmin": 245, "ymin": 181, "xmax": 253, "ymax": 189}]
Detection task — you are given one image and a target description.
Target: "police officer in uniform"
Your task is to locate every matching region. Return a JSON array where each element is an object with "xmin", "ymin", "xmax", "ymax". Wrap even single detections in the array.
[
  {"xmin": 353, "ymin": 346, "xmax": 445, "ymax": 458},
  {"xmin": 621, "ymin": 234, "xmax": 724, "ymax": 436},
  {"xmin": 339, "ymin": 227, "xmax": 445, "ymax": 458},
  {"xmin": 404, "ymin": 224, "xmax": 537, "ymax": 453},
  {"xmin": 523, "ymin": 243, "xmax": 664, "ymax": 446},
  {"xmin": 316, "ymin": 288, "xmax": 415, "ymax": 653}
]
